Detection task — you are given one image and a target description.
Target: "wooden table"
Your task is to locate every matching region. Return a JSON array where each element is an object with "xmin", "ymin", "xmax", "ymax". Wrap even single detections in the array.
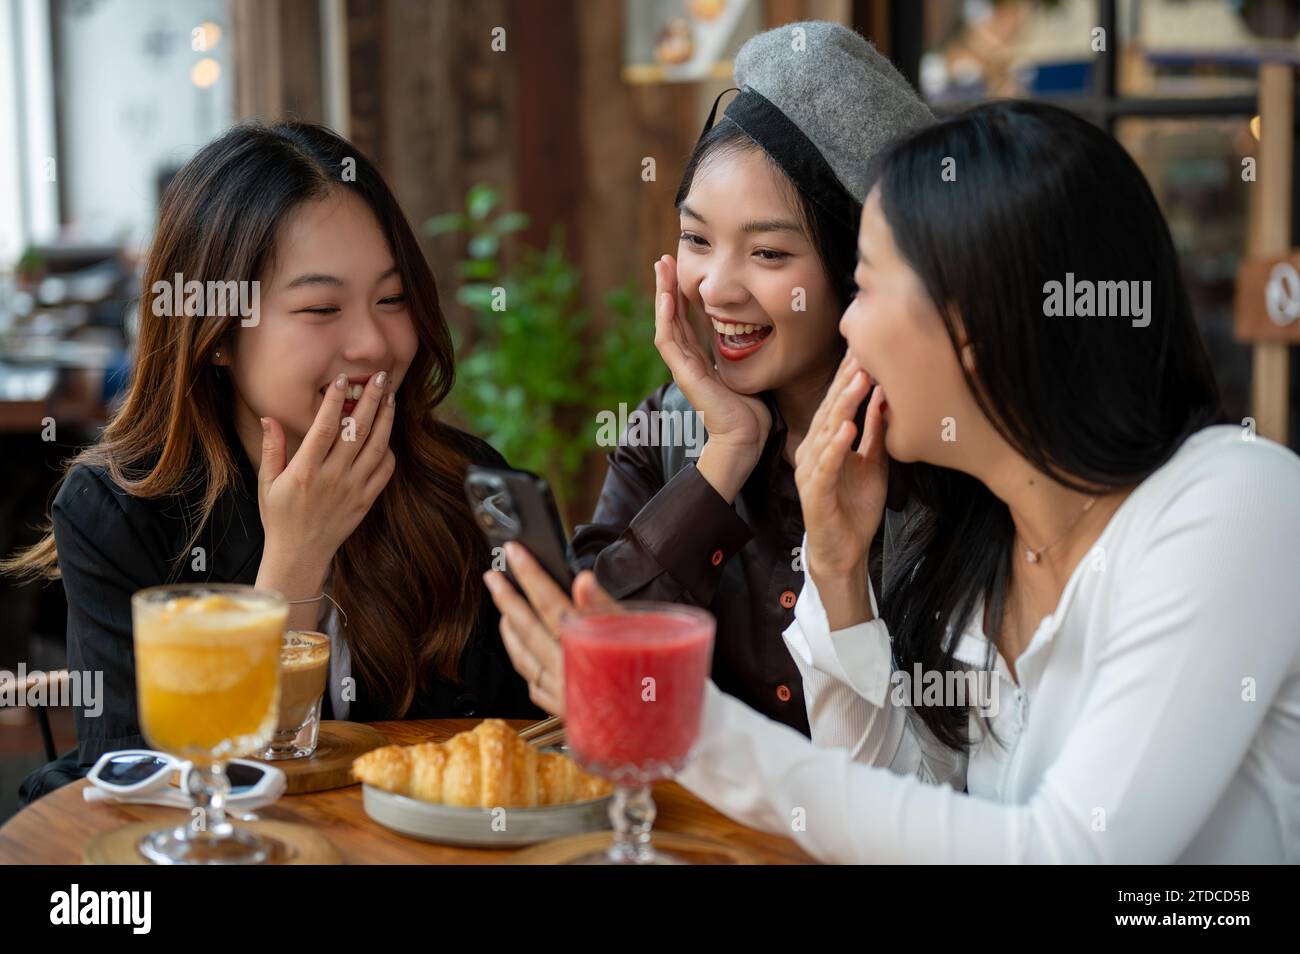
[{"xmin": 0, "ymin": 718, "xmax": 813, "ymax": 864}]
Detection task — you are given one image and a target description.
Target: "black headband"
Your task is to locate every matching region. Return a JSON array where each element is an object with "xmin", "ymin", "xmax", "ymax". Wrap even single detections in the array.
[{"xmin": 701, "ymin": 86, "xmax": 861, "ymax": 234}]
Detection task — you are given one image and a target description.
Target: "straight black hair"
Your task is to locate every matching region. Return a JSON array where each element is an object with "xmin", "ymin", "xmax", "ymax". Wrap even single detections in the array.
[
  {"xmin": 675, "ymin": 118, "xmax": 859, "ymax": 315},
  {"xmin": 869, "ymin": 101, "xmax": 1224, "ymax": 751}
]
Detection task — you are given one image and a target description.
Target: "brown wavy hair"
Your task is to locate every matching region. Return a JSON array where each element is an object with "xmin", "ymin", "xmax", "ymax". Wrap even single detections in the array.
[{"xmin": 1, "ymin": 121, "xmax": 489, "ymax": 718}]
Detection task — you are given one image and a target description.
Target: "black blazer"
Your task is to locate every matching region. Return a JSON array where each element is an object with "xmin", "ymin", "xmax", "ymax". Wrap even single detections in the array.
[{"xmin": 18, "ymin": 427, "xmax": 542, "ymax": 805}]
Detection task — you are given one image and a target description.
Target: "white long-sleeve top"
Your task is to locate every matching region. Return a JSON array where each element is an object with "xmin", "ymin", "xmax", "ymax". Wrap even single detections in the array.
[{"xmin": 675, "ymin": 426, "xmax": 1300, "ymax": 863}]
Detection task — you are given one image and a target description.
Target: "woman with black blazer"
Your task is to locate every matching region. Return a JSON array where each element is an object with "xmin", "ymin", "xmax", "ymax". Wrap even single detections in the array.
[{"xmin": 4, "ymin": 121, "xmax": 542, "ymax": 803}]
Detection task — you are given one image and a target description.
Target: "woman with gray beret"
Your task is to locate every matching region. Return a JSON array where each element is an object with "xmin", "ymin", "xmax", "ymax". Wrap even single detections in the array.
[{"xmin": 488, "ymin": 23, "xmax": 931, "ymax": 732}]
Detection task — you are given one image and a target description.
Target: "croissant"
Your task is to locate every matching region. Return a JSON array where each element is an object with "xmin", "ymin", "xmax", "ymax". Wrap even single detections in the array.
[{"xmin": 352, "ymin": 718, "xmax": 613, "ymax": 808}]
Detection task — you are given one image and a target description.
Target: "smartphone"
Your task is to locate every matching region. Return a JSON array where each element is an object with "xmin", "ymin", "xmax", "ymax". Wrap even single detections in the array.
[{"xmin": 464, "ymin": 465, "xmax": 575, "ymax": 590}]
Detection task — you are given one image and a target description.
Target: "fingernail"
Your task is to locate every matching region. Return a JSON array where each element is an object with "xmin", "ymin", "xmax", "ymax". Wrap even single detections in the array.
[
  {"xmin": 504, "ymin": 541, "xmax": 519, "ymax": 559},
  {"xmin": 259, "ymin": 417, "xmax": 268, "ymax": 433},
  {"xmin": 374, "ymin": 371, "xmax": 388, "ymax": 388},
  {"xmin": 386, "ymin": 391, "xmax": 395, "ymax": 407},
  {"xmin": 335, "ymin": 373, "xmax": 347, "ymax": 389}
]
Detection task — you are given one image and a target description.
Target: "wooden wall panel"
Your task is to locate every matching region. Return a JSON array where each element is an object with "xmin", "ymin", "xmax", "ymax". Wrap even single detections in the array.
[
  {"xmin": 232, "ymin": 0, "xmax": 323, "ymax": 123},
  {"xmin": 339, "ymin": 0, "xmax": 516, "ymax": 339}
]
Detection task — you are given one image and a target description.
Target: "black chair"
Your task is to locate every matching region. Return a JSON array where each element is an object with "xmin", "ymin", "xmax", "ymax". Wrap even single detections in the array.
[{"xmin": 3, "ymin": 670, "xmax": 68, "ymax": 762}]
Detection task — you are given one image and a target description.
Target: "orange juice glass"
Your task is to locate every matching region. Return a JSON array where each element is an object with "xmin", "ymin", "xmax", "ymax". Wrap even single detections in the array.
[{"xmin": 131, "ymin": 584, "xmax": 287, "ymax": 864}]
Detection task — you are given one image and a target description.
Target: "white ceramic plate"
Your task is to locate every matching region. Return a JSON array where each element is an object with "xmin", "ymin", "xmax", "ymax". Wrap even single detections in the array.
[{"xmin": 361, "ymin": 784, "xmax": 613, "ymax": 848}]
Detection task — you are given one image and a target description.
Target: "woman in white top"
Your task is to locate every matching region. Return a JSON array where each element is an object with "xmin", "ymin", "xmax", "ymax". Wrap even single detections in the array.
[{"xmin": 486, "ymin": 100, "xmax": 1300, "ymax": 863}]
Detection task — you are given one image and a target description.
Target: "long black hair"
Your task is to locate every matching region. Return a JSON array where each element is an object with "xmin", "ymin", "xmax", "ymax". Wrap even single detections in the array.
[
  {"xmin": 675, "ymin": 118, "xmax": 859, "ymax": 315},
  {"xmin": 869, "ymin": 101, "xmax": 1224, "ymax": 751}
]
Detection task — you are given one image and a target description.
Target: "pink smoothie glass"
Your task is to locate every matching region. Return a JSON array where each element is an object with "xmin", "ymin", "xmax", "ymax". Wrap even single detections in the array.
[{"xmin": 561, "ymin": 601, "xmax": 715, "ymax": 864}]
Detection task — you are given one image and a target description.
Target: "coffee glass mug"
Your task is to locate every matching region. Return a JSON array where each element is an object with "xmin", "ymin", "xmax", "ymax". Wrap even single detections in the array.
[{"xmin": 257, "ymin": 630, "xmax": 331, "ymax": 760}]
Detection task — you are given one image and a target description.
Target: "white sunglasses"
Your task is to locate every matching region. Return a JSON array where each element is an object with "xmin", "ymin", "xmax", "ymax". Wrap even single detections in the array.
[{"xmin": 83, "ymin": 749, "xmax": 286, "ymax": 810}]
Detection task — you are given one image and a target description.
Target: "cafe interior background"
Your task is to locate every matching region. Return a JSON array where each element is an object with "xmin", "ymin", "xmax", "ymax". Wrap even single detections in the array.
[{"xmin": 1, "ymin": 0, "xmax": 1298, "ymax": 825}]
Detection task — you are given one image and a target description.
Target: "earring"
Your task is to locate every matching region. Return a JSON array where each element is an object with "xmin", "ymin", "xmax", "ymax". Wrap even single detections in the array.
[{"xmin": 214, "ymin": 351, "xmax": 222, "ymax": 359}]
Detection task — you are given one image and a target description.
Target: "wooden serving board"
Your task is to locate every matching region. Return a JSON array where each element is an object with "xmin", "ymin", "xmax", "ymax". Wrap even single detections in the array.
[
  {"xmin": 86, "ymin": 820, "xmax": 342, "ymax": 865},
  {"xmin": 256, "ymin": 720, "xmax": 390, "ymax": 794}
]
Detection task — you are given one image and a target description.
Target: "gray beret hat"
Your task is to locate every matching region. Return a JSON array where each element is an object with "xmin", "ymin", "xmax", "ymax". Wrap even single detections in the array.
[{"xmin": 712, "ymin": 20, "xmax": 933, "ymax": 222}]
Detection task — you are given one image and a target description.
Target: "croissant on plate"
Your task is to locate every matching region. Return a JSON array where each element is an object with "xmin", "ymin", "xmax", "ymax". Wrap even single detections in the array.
[{"xmin": 352, "ymin": 718, "xmax": 613, "ymax": 808}]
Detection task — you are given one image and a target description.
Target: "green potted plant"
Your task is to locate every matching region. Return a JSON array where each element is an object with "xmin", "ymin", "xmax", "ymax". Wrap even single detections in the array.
[
  {"xmin": 428, "ymin": 185, "xmax": 666, "ymax": 516},
  {"xmin": 15, "ymin": 246, "xmax": 46, "ymax": 291}
]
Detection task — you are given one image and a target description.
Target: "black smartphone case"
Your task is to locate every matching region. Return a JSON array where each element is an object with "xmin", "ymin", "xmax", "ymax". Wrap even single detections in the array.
[{"xmin": 465, "ymin": 466, "xmax": 576, "ymax": 589}]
